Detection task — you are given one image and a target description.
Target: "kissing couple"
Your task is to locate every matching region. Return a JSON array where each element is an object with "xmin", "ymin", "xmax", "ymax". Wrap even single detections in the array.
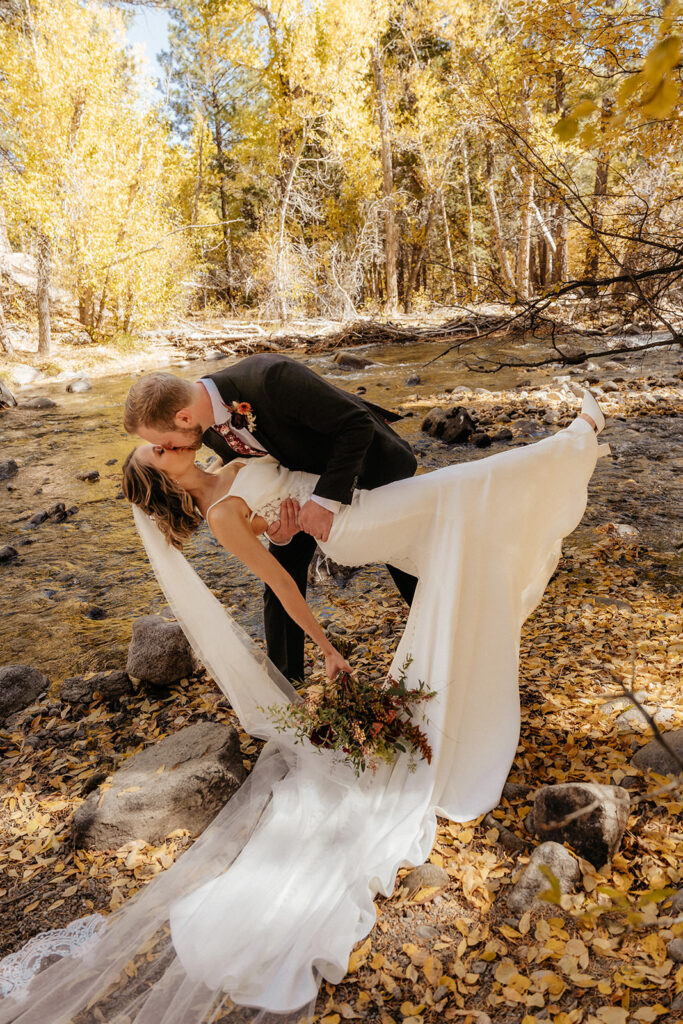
[{"xmin": 0, "ymin": 353, "xmax": 607, "ymax": 1023}]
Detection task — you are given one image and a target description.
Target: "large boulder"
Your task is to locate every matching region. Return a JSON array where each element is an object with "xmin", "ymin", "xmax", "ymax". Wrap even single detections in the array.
[
  {"xmin": 631, "ymin": 729, "xmax": 683, "ymax": 775},
  {"xmin": 507, "ymin": 842, "xmax": 580, "ymax": 916},
  {"xmin": 72, "ymin": 722, "xmax": 246, "ymax": 848},
  {"xmin": 126, "ymin": 614, "xmax": 195, "ymax": 686},
  {"xmin": 0, "ymin": 665, "xmax": 49, "ymax": 725},
  {"xmin": 531, "ymin": 782, "xmax": 630, "ymax": 868}
]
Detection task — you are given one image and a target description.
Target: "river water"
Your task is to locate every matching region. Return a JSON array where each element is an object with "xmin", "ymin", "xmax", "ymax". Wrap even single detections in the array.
[{"xmin": 1, "ymin": 334, "xmax": 680, "ymax": 680}]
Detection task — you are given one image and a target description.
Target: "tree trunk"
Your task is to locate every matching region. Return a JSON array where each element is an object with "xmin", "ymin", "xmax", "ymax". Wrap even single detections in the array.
[
  {"xmin": 274, "ymin": 130, "xmax": 306, "ymax": 320},
  {"xmin": 552, "ymin": 202, "xmax": 569, "ymax": 283},
  {"xmin": 483, "ymin": 144, "xmax": 515, "ymax": 296},
  {"xmin": 0, "ymin": 297, "xmax": 14, "ymax": 355},
  {"xmin": 0, "ymin": 205, "xmax": 11, "ymax": 258},
  {"xmin": 193, "ymin": 121, "xmax": 203, "ymax": 227},
  {"xmin": 440, "ymin": 191, "xmax": 458, "ymax": 303},
  {"xmin": 583, "ymin": 99, "xmax": 613, "ymax": 291},
  {"xmin": 461, "ymin": 137, "xmax": 478, "ymax": 299},
  {"xmin": 78, "ymin": 284, "xmax": 94, "ymax": 329},
  {"xmin": 36, "ymin": 232, "xmax": 51, "ymax": 356},
  {"xmin": 403, "ymin": 194, "xmax": 436, "ymax": 312},
  {"xmin": 371, "ymin": 43, "xmax": 399, "ymax": 313},
  {"xmin": 515, "ymin": 167, "xmax": 534, "ymax": 301},
  {"xmin": 551, "ymin": 71, "xmax": 570, "ymax": 285},
  {"xmin": 211, "ymin": 86, "xmax": 233, "ymax": 295}
]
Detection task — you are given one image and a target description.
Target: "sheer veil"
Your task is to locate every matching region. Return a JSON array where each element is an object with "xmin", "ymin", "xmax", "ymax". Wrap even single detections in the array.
[
  {"xmin": 132, "ymin": 505, "xmax": 300, "ymax": 739},
  {"xmin": 0, "ymin": 510, "xmax": 327, "ymax": 1024}
]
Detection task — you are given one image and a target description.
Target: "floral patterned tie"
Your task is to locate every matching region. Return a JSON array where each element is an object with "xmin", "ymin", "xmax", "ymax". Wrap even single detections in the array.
[{"xmin": 214, "ymin": 421, "xmax": 265, "ymax": 457}]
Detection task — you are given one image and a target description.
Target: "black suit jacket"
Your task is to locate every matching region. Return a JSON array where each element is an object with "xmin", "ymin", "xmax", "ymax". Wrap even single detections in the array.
[{"xmin": 202, "ymin": 354, "xmax": 417, "ymax": 505}]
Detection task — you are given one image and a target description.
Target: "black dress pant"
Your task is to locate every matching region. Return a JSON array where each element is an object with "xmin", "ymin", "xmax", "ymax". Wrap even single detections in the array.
[{"xmin": 264, "ymin": 532, "xmax": 417, "ymax": 682}]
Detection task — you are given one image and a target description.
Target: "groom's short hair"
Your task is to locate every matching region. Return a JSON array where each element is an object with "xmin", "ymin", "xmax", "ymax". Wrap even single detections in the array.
[{"xmin": 124, "ymin": 373, "xmax": 194, "ymax": 433}]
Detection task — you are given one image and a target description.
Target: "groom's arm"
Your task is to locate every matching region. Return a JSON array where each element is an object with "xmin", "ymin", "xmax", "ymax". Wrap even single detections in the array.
[{"xmin": 261, "ymin": 359, "xmax": 376, "ymax": 505}]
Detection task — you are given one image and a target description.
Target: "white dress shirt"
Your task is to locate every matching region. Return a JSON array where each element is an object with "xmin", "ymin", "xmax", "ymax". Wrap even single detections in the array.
[{"xmin": 199, "ymin": 378, "xmax": 340, "ymax": 514}]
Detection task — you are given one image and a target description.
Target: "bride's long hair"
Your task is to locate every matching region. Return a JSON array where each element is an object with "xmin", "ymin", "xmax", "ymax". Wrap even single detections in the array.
[{"xmin": 122, "ymin": 449, "xmax": 202, "ymax": 549}]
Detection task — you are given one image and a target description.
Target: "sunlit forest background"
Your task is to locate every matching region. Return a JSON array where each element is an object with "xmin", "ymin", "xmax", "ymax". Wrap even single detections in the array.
[{"xmin": 1, "ymin": 0, "xmax": 682, "ymax": 355}]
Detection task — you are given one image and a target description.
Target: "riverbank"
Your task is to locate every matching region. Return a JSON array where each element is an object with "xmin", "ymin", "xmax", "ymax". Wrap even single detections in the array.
[{"xmin": 2, "ymin": 301, "xmax": 678, "ymax": 394}]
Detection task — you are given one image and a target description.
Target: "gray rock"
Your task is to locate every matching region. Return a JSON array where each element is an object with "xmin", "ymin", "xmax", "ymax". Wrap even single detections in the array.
[
  {"xmin": 599, "ymin": 690, "xmax": 648, "ymax": 714},
  {"xmin": 76, "ymin": 469, "xmax": 100, "ymax": 482},
  {"xmin": 502, "ymin": 782, "xmax": 531, "ymax": 800},
  {"xmin": 631, "ymin": 729, "xmax": 683, "ymax": 775},
  {"xmin": 203, "ymin": 349, "xmax": 226, "ymax": 361},
  {"xmin": 403, "ymin": 863, "xmax": 449, "ymax": 896},
  {"xmin": 442, "ymin": 407, "xmax": 476, "ymax": 444},
  {"xmin": 615, "ymin": 705, "xmax": 675, "ymax": 732},
  {"xmin": 332, "ymin": 352, "xmax": 374, "ymax": 370},
  {"xmin": 0, "ymin": 380, "xmax": 17, "ymax": 407},
  {"xmin": 422, "ymin": 407, "xmax": 448, "ymax": 437},
  {"xmin": 673, "ymin": 991, "xmax": 683, "ymax": 1014},
  {"xmin": 126, "ymin": 614, "xmax": 195, "ymax": 686},
  {"xmin": 470, "ymin": 431, "xmax": 492, "ymax": 448},
  {"xmin": 601, "ymin": 381, "xmax": 619, "ymax": 393},
  {"xmin": 493, "ymin": 428, "xmax": 513, "ymax": 443},
  {"xmin": 667, "ymin": 938, "xmax": 683, "ymax": 963},
  {"xmin": 406, "ymin": 373, "xmax": 421, "ymax": 386},
  {"xmin": 532, "ymin": 782, "xmax": 630, "ymax": 868},
  {"xmin": 28, "ymin": 510, "xmax": 49, "ymax": 526},
  {"xmin": 513, "ymin": 418, "xmax": 545, "ymax": 437},
  {"xmin": 19, "ymin": 396, "xmax": 57, "ymax": 409},
  {"xmin": 59, "ymin": 676, "xmax": 92, "ymax": 704},
  {"xmin": 72, "ymin": 722, "xmax": 246, "ymax": 848},
  {"xmin": 0, "ymin": 545, "xmax": 18, "ymax": 563},
  {"xmin": 0, "ymin": 665, "xmax": 49, "ymax": 725},
  {"xmin": 507, "ymin": 842, "xmax": 580, "ymax": 915},
  {"xmin": 590, "ymin": 595, "xmax": 632, "ymax": 612},
  {"xmin": 66, "ymin": 378, "xmax": 92, "ymax": 393},
  {"xmin": 61, "ymin": 670, "xmax": 132, "ymax": 705},
  {"xmin": 543, "ymin": 409, "xmax": 560, "ymax": 425},
  {"xmin": 624, "ymin": 323, "xmax": 643, "ymax": 336},
  {"xmin": 669, "ymin": 889, "xmax": 683, "ymax": 915},
  {"xmin": 0, "ymin": 458, "xmax": 18, "ymax": 481}
]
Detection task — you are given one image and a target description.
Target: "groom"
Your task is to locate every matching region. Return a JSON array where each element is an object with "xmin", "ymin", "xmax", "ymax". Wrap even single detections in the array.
[{"xmin": 124, "ymin": 353, "xmax": 418, "ymax": 681}]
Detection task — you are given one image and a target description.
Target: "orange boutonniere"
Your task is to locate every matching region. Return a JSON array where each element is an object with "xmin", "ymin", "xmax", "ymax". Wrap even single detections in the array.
[{"xmin": 230, "ymin": 400, "xmax": 256, "ymax": 433}]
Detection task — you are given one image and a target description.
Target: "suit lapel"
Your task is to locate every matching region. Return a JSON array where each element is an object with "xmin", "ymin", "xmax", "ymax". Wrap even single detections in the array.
[{"xmin": 207, "ymin": 367, "xmax": 288, "ymax": 462}]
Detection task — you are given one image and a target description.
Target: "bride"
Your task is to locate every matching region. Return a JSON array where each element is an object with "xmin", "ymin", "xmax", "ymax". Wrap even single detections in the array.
[{"xmin": 0, "ymin": 395, "xmax": 607, "ymax": 1024}]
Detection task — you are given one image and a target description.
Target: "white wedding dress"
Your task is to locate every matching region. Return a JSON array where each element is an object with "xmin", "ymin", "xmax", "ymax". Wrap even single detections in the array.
[{"xmin": 0, "ymin": 419, "xmax": 605, "ymax": 1023}]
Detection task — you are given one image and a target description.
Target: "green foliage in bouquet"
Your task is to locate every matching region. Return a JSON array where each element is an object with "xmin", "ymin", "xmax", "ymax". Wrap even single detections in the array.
[{"xmin": 266, "ymin": 656, "xmax": 436, "ymax": 775}]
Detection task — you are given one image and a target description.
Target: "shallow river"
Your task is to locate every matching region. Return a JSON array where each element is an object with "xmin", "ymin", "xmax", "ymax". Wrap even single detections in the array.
[{"xmin": 1, "ymin": 333, "xmax": 680, "ymax": 679}]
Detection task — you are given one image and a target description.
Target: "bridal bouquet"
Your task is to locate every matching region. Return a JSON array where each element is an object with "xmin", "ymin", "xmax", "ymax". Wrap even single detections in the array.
[{"xmin": 267, "ymin": 656, "xmax": 435, "ymax": 775}]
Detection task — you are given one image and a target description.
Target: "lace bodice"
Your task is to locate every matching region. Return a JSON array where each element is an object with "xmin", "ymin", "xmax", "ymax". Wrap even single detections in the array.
[{"xmin": 207, "ymin": 457, "xmax": 319, "ymax": 528}]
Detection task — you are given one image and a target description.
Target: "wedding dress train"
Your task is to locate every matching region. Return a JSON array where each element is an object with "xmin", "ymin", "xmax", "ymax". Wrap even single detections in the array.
[{"xmin": 0, "ymin": 419, "xmax": 604, "ymax": 1023}]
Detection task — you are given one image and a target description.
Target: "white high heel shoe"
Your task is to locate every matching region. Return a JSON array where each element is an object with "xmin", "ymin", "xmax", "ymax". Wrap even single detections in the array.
[{"xmin": 581, "ymin": 389, "xmax": 605, "ymax": 434}]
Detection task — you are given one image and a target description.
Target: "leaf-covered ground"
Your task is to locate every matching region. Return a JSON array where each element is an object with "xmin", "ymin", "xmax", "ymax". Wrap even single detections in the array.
[{"xmin": 0, "ymin": 384, "xmax": 681, "ymax": 1023}]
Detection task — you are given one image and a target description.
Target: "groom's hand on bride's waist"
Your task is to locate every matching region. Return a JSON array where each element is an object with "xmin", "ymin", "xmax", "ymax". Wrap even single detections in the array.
[{"xmin": 299, "ymin": 500, "xmax": 334, "ymax": 542}]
